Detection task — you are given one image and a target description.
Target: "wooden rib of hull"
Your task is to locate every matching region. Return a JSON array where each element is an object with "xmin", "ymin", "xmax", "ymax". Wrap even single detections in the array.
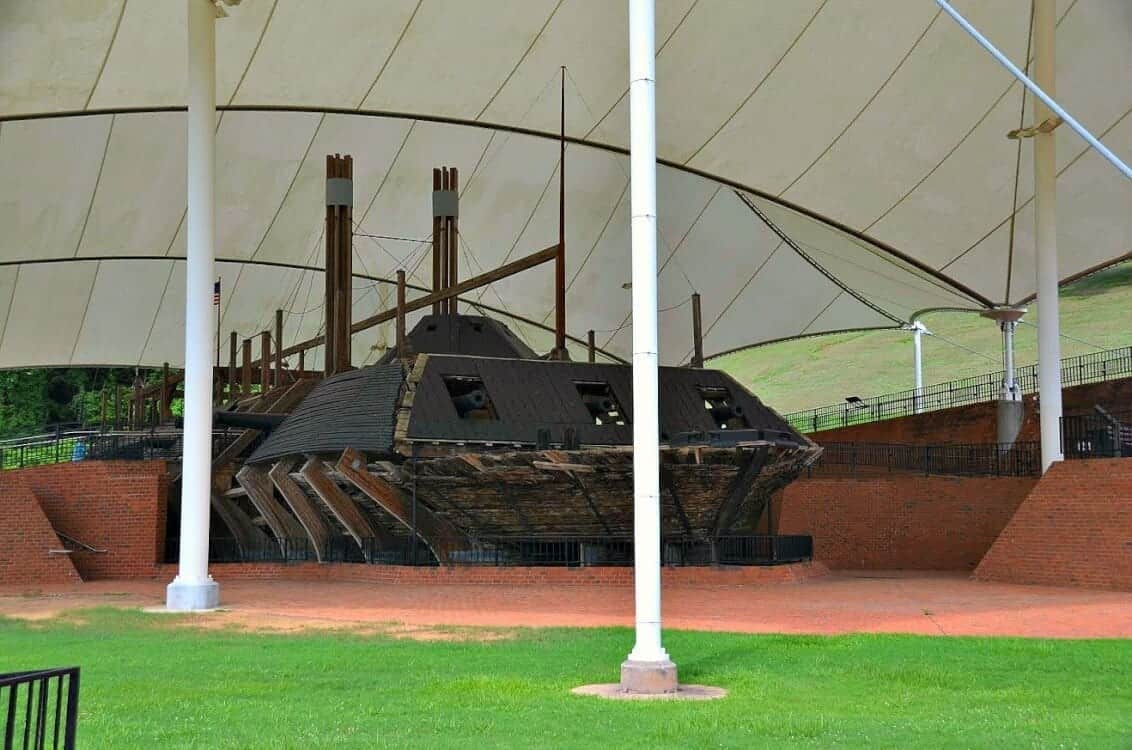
[
  {"xmin": 236, "ymin": 465, "xmax": 305, "ymax": 546},
  {"xmin": 300, "ymin": 455, "xmax": 392, "ymax": 555},
  {"xmin": 337, "ymin": 448, "xmax": 469, "ymax": 564},
  {"xmin": 269, "ymin": 458, "xmax": 330, "ymax": 562}
]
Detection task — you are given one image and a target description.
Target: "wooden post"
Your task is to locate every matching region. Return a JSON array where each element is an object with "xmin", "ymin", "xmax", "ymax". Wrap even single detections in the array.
[
  {"xmin": 260, "ymin": 331, "xmax": 270, "ymax": 390},
  {"xmin": 325, "ymin": 153, "xmax": 353, "ymax": 375},
  {"xmin": 274, "ymin": 309, "xmax": 284, "ymax": 386},
  {"xmin": 691, "ymin": 292, "xmax": 704, "ymax": 368},
  {"xmin": 439, "ymin": 169, "xmax": 450, "ymax": 314},
  {"xmin": 228, "ymin": 331, "xmax": 237, "ymax": 398},
  {"xmin": 431, "ymin": 168, "xmax": 442, "ymax": 315},
  {"xmin": 553, "ymin": 66, "xmax": 567, "ymax": 358},
  {"xmin": 132, "ymin": 377, "xmax": 144, "ymax": 431},
  {"xmin": 100, "ymin": 388, "xmax": 108, "ymax": 433},
  {"xmin": 114, "ymin": 385, "xmax": 122, "ymax": 430},
  {"xmin": 448, "ymin": 168, "xmax": 459, "ymax": 315},
  {"xmin": 241, "ymin": 338, "xmax": 252, "ymax": 393},
  {"xmin": 298, "ymin": 348, "xmax": 305, "ymax": 376},
  {"xmin": 161, "ymin": 363, "xmax": 171, "ymax": 421},
  {"xmin": 587, "ymin": 330, "xmax": 596, "ymax": 363},
  {"xmin": 396, "ymin": 269, "xmax": 407, "ymax": 360}
]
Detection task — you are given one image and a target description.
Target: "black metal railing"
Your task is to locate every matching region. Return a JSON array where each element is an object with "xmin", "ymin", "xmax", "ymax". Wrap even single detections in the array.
[
  {"xmin": 782, "ymin": 345, "xmax": 1132, "ymax": 434},
  {"xmin": 166, "ymin": 534, "xmax": 813, "ymax": 567},
  {"xmin": 0, "ymin": 430, "xmax": 240, "ymax": 471},
  {"xmin": 0, "ymin": 668, "xmax": 80, "ymax": 750},
  {"xmin": 1061, "ymin": 409, "xmax": 1132, "ymax": 459},
  {"xmin": 805, "ymin": 441, "xmax": 1042, "ymax": 477}
]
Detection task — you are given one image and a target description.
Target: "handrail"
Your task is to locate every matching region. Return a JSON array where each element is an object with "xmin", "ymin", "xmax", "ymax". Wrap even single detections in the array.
[{"xmin": 783, "ymin": 344, "xmax": 1132, "ymax": 434}]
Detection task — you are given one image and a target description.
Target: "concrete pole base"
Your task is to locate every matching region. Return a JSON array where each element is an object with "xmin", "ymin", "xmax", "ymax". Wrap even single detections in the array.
[
  {"xmin": 620, "ymin": 659, "xmax": 679, "ymax": 694},
  {"xmin": 165, "ymin": 578, "xmax": 220, "ymax": 612},
  {"xmin": 996, "ymin": 398, "xmax": 1026, "ymax": 447}
]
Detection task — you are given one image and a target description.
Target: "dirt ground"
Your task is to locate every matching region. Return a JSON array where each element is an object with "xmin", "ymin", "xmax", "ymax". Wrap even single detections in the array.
[{"xmin": 3, "ymin": 571, "xmax": 1132, "ymax": 639}]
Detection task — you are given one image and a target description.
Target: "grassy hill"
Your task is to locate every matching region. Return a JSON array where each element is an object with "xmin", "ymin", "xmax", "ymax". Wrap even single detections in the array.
[{"xmin": 714, "ymin": 260, "xmax": 1132, "ymax": 415}]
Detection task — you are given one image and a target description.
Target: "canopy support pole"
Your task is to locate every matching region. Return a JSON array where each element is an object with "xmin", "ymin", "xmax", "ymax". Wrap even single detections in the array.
[
  {"xmin": 1032, "ymin": 0, "xmax": 1063, "ymax": 471},
  {"xmin": 621, "ymin": 0, "xmax": 676, "ymax": 694},
  {"xmin": 167, "ymin": 0, "xmax": 221, "ymax": 611},
  {"xmin": 912, "ymin": 321, "xmax": 925, "ymax": 414}
]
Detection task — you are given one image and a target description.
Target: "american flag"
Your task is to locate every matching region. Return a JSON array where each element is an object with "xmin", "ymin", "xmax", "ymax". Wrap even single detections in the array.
[{"xmin": 213, "ymin": 279, "xmax": 221, "ymax": 306}]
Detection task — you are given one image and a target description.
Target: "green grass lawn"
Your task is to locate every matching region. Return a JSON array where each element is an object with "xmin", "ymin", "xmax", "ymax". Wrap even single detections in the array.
[
  {"xmin": 2, "ymin": 609, "xmax": 1129, "ymax": 748},
  {"xmin": 716, "ymin": 261, "xmax": 1132, "ymax": 415}
]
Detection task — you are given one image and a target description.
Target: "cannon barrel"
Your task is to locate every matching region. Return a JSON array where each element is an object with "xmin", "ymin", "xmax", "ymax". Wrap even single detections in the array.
[
  {"xmin": 709, "ymin": 404, "xmax": 744, "ymax": 423},
  {"xmin": 451, "ymin": 390, "xmax": 487, "ymax": 416},
  {"xmin": 580, "ymin": 394, "xmax": 615, "ymax": 419},
  {"xmin": 213, "ymin": 410, "xmax": 288, "ymax": 432}
]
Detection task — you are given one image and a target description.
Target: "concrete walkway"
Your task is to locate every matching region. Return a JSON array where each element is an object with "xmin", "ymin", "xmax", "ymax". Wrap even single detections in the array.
[{"xmin": 4, "ymin": 571, "xmax": 1132, "ymax": 638}]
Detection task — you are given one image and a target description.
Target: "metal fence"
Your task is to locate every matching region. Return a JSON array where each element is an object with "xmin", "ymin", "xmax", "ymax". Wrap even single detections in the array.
[
  {"xmin": 0, "ymin": 668, "xmax": 80, "ymax": 750},
  {"xmin": 167, "ymin": 534, "xmax": 813, "ymax": 567},
  {"xmin": 1062, "ymin": 409, "xmax": 1132, "ymax": 459},
  {"xmin": 0, "ymin": 430, "xmax": 241, "ymax": 471},
  {"xmin": 783, "ymin": 345, "xmax": 1132, "ymax": 434},
  {"xmin": 805, "ymin": 441, "xmax": 1043, "ymax": 477}
]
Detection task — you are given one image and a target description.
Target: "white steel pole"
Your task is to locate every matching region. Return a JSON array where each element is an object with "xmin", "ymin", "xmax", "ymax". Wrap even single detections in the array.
[
  {"xmin": 626, "ymin": 0, "xmax": 668, "ymax": 668},
  {"xmin": 1002, "ymin": 321, "xmax": 1018, "ymax": 400},
  {"xmin": 168, "ymin": 0, "xmax": 220, "ymax": 611},
  {"xmin": 912, "ymin": 322, "xmax": 924, "ymax": 414},
  {"xmin": 1033, "ymin": 0, "xmax": 1063, "ymax": 471}
]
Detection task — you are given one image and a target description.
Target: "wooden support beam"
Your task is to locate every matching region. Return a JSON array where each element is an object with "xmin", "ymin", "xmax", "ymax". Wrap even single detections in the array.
[
  {"xmin": 276, "ymin": 244, "xmax": 560, "ymax": 360},
  {"xmin": 660, "ymin": 465, "xmax": 694, "ymax": 538},
  {"xmin": 395, "ymin": 269, "xmax": 407, "ymax": 360},
  {"xmin": 691, "ymin": 292, "xmax": 704, "ymax": 368},
  {"xmin": 298, "ymin": 348, "xmax": 305, "ymax": 374},
  {"xmin": 241, "ymin": 338, "xmax": 252, "ymax": 394},
  {"xmin": 587, "ymin": 330, "xmax": 596, "ymax": 363},
  {"xmin": 209, "ymin": 486, "xmax": 273, "ymax": 556},
  {"xmin": 532, "ymin": 460, "xmax": 595, "ymax": 473},
  {"xmin": 269, "ymin": 458, "xmax": 331, "ymax": 562},
  {"xmin": 228, "ymin": 332, "xmax": 238, "ymax": 398},
  {"xmin": 114, "ymin": 385, "xmax": 122, "ymax": 430},
  {"xmin": 712, "ymin": 446, "xmax": 769, "ymax": 537},
  {"xmin": 99, "ymin": 389, "xmax": 108, "ymax": 432},
  {"xmin": 274, "ymin": 309, "xmax": 284, "ymax": 388},
  {"xmin": 301, "ymin": 455, "xmax": 390, "ymax": 555},
  {"xmin": 236, "ymin": 465, "xmax": 306, "ymax": 546},
  {"xmin": 337, "ymin": 447, "xmax": 469, "ymax": 564}
]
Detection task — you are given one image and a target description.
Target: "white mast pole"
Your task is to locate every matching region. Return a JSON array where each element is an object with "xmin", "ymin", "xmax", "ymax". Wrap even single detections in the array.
[
  {"xmin": 1032, "ymin": 0, "xmax": 1064, "ymax": 471},
  {"xmin": 168, "ymin": 0, "xmax": 221, "ymax": 611},
  {"xmin": 622, "ymin": 0, "xmax": 676, "ymax": 693}
]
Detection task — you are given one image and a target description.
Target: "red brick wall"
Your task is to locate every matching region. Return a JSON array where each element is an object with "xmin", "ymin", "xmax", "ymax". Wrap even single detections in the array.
[
  {"xmin": 975, "ymin": 458, "xmax": 1132, "ymax": 590},
  {"xmin": 153, "ymin": 560, "xmax": 829, "ymax": 587},
  {"xmin": 809, "ymin": 376, "xmax": 1132, "ymax": 445},
  {"xmin": 773, "ymin": 475, "xmax": 1037, "ymax": 570},
  {"xmin": 14, "ymin": 461, "xmax": 168, "ymax": 580},
  {"xmin": 0, "ymin": 473, "xmax": 81, "ymax": 585}
]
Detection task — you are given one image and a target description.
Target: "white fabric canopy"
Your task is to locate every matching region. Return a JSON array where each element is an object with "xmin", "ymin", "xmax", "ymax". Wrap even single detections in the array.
[{"xmin": 0, "ymin": 0, "xmax": 1129, "ymax": 368}]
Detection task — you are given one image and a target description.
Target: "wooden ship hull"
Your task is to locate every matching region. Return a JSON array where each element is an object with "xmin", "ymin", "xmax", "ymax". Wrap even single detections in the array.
[
  {"xmin": 195, "ymin": 159, "xmax": 820, "ymax": 567},
  {"xmin": 207, "ymin": 316, "xmax": 820, "ymax": 566}
]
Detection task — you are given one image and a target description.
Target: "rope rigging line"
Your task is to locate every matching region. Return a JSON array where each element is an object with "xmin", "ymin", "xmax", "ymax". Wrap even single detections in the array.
[
  {"xmin": 1017, "ymin": 319, "xmax": 1106, "ymax": 351},
  {"xmin": 927, "ymin": 331, "xmax": 999, "ymax": 363}
]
